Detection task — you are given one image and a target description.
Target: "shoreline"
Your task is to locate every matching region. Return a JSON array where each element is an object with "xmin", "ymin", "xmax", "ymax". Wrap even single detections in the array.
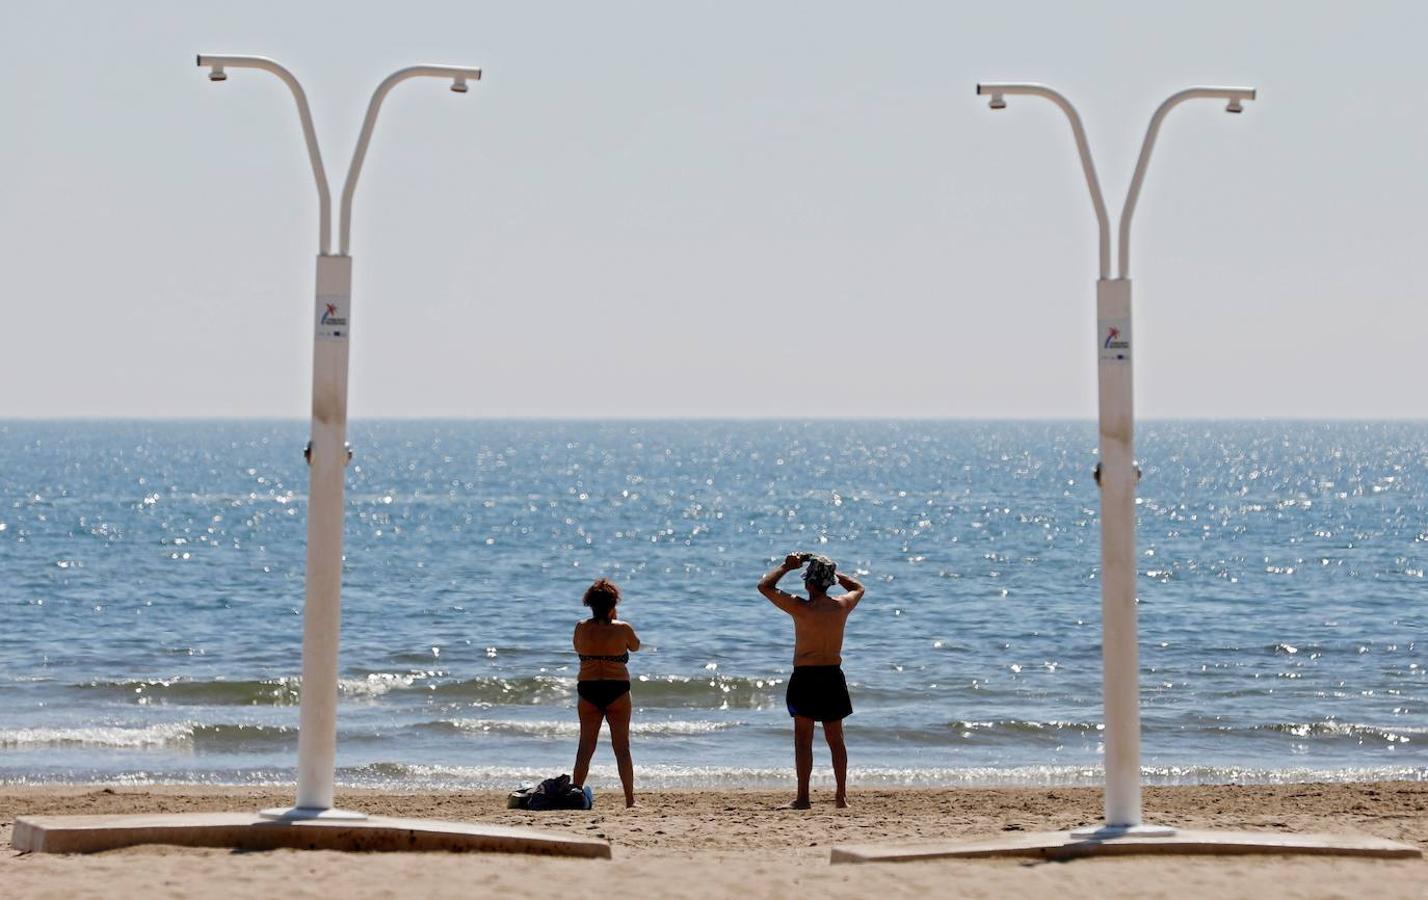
[
  {"xmin": 4, "ymin": 763, "xmax": 1426, "ymax": 792},
  {"xmin": 5, "ymin": 782, "xmax": 1426, "ymax": 898}
]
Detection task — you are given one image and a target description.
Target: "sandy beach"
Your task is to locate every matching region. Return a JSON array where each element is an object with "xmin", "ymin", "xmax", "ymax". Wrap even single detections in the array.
[{"xmin": 3, "ymin": 782, "xmax": 1424, "ymax": 898}]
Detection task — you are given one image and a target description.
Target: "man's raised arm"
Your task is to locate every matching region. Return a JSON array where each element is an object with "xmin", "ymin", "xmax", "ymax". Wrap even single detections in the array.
[
  {"xmin": 759, "ymin": 553, "xmax": 807, "ymax": 614},
  {"xmin": 835, "ymin": 572, "xmax": 865, "ymax": 610}
]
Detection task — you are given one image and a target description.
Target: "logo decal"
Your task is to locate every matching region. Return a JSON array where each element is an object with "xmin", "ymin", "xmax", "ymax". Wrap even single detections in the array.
[
  {"xmin": 1098, "ymin": 318, "xmax": 1130, "ymax": 363},
  {"xmin": 316, "ymin": 295, "xmax": 350, "ymax": 341}
]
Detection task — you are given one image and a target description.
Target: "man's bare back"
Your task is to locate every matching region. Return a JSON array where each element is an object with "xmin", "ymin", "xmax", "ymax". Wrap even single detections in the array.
[{"xmin": 788, "ymin": 588, "xmax": 853, "ymax": 665}]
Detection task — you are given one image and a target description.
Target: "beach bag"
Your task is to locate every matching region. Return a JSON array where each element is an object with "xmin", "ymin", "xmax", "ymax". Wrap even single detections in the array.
[
  {"xmin": 506, "ymin": 783, "xmax": 536, "ymax": 809},
  {"xmin": 513, "ymin": 774, "xmax": 593, "ymax": 811}
]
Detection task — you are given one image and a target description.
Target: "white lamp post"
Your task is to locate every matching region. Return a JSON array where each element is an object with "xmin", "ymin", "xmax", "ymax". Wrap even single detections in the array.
[
  {"xmin": 975, "ymin": 83, "xmax": 1255, "ymax": 836},
  {"xmin": 828, "ymin": 88, "xmax": 1413, "ymax": 868},
  {"xmin": 197, "ymin": 55, "xmax": 481, "ymax": 820},
  {"xmin": 11, "ymin": 56, "xmax": 599, "ymax": 858}
]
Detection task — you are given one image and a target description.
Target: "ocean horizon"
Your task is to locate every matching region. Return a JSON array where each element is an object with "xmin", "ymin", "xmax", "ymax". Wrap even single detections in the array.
[{"xmin": 2, "ymin": 419, "xmax": 1423, "ymax": 791}]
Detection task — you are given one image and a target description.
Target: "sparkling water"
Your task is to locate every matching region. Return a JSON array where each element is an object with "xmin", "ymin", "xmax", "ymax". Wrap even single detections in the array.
[{"xmin": 1, "ymin": 420, "xmax": 1423, "ymax": 790}]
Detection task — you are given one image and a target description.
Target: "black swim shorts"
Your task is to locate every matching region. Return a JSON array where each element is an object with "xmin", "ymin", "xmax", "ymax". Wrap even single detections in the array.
[{"xmin": 785, "ymin": 665, "xmax": 853, "ymax": 722}]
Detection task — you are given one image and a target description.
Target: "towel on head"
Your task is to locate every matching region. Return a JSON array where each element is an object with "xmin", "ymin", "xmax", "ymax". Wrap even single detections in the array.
[{"xmin": 802, "ymin": 554, "xmax": 837, "ymax": 591}]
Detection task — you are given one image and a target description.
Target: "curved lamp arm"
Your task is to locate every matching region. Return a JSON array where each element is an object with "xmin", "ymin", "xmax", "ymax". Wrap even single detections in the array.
[
  {"xmin": 197, "ymin": 55, "xmax": 334, "ymax": 254},
  {"xmin": 1118, "ymin": 86, "xmax": 1255, "ymax": 279},
  {"xmin": 338, "ymin": 65, "xmax": 482, "ymax": 256},
  {"xmin": 977, "ymin": 83, "xmax": 1112, "ymax": 279}
]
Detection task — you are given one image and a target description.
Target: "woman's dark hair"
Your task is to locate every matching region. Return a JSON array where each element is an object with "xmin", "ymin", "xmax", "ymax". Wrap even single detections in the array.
[{"xmin": 582, "ymin": 578, "xmax": 621, "ymax": 622}]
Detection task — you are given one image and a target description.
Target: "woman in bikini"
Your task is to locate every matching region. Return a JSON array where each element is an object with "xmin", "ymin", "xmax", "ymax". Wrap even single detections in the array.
[{"xmin": 571, "ymin": 578, "xmax": 641, "ymax": 807}]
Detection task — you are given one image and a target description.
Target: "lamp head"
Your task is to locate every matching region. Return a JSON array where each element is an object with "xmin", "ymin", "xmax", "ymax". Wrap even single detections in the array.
[
  {"xmin": 442, "ymin": 67, "xmax": 480, "ymax": 93},
  {"xmin": 1218, "ymin": 87, "xmax": 1255, "ymax": 114},
  {"xmin": 975, "ymin": 84, "xmax": 1008, "ymax": 110},
  {"xmin": 196, "ymin": 55, "xmax": 227, "ymax": 82}
]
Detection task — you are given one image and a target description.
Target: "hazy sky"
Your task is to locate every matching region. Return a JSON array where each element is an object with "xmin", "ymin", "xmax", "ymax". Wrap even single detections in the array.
[{"xmin": 2, "ymin": 1, "xmax": 1425, "ymax": 419}]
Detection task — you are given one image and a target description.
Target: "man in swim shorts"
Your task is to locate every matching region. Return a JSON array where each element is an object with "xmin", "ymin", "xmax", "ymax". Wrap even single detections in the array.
[{"xmin": 758, "ymin": 552, "xmax": 865, "ymax": 809}]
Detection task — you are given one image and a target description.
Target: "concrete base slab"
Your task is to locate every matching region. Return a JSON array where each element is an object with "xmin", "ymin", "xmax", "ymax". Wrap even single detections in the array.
[
  {"xmin": 830, "ymin": 829, "xmax": 1423, "ymax": 864},
  {"xmin": 12, "ymin": 812, "xmax": 611, "ymax": 858}
]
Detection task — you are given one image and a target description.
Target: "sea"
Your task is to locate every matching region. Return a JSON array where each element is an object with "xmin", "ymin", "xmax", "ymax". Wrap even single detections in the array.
[{"xmin": 1, "ymin": 420, "xmax": 1424, "ymax": 792}]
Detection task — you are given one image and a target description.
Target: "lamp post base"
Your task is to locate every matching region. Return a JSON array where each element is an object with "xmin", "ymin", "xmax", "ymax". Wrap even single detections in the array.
[
  {"xmin": 830, "ymin": 828, "xmax": 1421, "ymax": 864},
  {"xmin": 1069, "ymin": 822, "xmax": 1175, "ymax": 839},
  {"xmin": 13, "ymin": 811, "xmax": 611, "ymax": 857},
  {"xmin": 258, "ymin": 806, "xmax": 368, "ymax": 822}
]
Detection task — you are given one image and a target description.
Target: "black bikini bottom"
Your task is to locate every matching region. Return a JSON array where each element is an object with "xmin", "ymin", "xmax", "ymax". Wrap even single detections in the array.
[{"xmin": 577, "ymin": 679, "xmax": 631, "ymax": 711}]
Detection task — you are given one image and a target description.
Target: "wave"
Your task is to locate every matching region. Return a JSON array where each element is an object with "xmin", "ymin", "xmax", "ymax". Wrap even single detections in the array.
[
  {"xmin": 427, "ymin": 674, "xmax": 575, "ymax": 704},
  {"xmin": 339, "ymin": 672, "xmax": 442, "ymax": 698},
  {"xmin": 630, "ymin": 675, "xmax": 784, "ymax": 709},
  {"xmin": 878, "ymin": 717, "xmax": 1422, "ymax": 746},
  {"xmin": 428, "ymin": 673, "xmax": 785, "ymax": 709},
  {"xmin": 78, "ymin": 678, "xmax": 303, "ymax": 706},
  {"xmin": 64, "ymin": 671, "xmax": 949, "ymax": 712},
  {"xmin": 0, "ymin": 723, "xmax": 196, "ymax": 749},
  {"xmin": 417, "ymin": 718, "xmax": 739, "ymax": 738},
  {"xmin": 0, "ymin": 723, "xmax": 294, "ymax": 750},
  {"xmin": 1255, "ymin": 721, "xmax": 1424, "ymax": 743},
  {"xmin": 868, "ymin": 719, "xmax": 1104, "ymax": 746},
  {"xmin": 946, "ymin": 719, "xmax": 1102, "ymax": 735},
  {"xmin": 74, "ymin": 673, "xmax": 450, "ymax": 706}
]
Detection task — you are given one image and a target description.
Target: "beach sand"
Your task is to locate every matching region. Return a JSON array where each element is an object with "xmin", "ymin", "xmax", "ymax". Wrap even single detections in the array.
[{"xmin": 3, "ymin": 782, "xmax": 1425, "ymax": 898}]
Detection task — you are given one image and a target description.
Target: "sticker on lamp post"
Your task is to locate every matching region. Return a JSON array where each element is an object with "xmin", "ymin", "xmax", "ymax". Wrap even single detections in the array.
[
  {"xmin": 1099, "ymin": 318, "xmax": 1130, "ymax": 363},
  {"xmin": 316, "ymin": 296, "xmax": 350, "ymax": 341}
]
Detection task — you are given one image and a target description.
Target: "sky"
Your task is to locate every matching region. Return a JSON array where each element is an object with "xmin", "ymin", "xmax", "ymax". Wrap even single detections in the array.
[{"xmin": 1, "ymin": 1, "xmax": 1425, "ymax": 419}]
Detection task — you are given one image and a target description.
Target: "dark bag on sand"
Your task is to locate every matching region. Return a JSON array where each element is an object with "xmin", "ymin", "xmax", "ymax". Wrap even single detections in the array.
[{"xmin": 512, "ymin": 774, "xmax": 592, "ymax": 811}]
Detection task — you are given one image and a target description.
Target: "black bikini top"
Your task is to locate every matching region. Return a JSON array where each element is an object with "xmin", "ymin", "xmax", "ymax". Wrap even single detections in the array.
[{"xmin": 578, "ymin": 652, "xmax": 630, "ymax": 664}]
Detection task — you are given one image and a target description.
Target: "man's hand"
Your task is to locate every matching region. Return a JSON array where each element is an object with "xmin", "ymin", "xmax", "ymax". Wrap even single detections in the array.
[{"xmin": 760, "ymin": 554, "xmax": 806, "ymax": 615}]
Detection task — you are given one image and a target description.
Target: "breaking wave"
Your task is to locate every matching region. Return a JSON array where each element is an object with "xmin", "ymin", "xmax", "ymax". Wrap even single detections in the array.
[
  {"xmin": 0, "ymin": 722, "xmax": 294, "ymax": 750},
  {"xmin": 1255, "ymin": 721, "xmax": 1423, "ymax": 744}
]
